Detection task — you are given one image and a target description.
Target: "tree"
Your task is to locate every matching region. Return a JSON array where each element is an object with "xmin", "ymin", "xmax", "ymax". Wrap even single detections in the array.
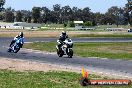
[
  {"xmin": 68, "ymin": 21, "xmax": 75, "ymax": 27},
  {"xmin": 94, "ymin": 12, "xmax": 104, "ymax": 25},
  {"xmin": 106, "ymin": 6, "xmax": 122, "ymax": 26},
  {"xmin": 61, "ymin": 5, "xmax": 72, "ymax": 23},
  {"xmin": 20, "ymin": 10, "xmax": 31, "ymax": 23},
  {"xmin": 50, "ymin": 11, "xmax": 58, "ymax": 23},
  {"xmin": 72, "ymin": 7, "xmax": 79, "ymax": 20},
  {"xmin": 0, "ymin": 0, "xmax": 5, "ymax": 12},
  {"xmin": 100, "ymin": 15, "xmax": 115, "ymax": 25},
  {"xmin": 92, "ymin": 19, "xmax": 97, "ymax": 26},
  {"xmin": 41, "ymin": 7, "xmax": 51, "ymax": 23},
  {"xmin": 16, "ymin": 11, "xmax": 23, "ymax": 22},
  {"xmin": 84, "ymin": 21, "xmax": 92, "ymax": 26},
  {"xmin": 82, "ymin": 7, "xmax": 92, "ymax": 22},
  {"xmin": 76, "ymin": 9, "xmax": 83, "ymax": 21},
  {"xmin": 53, "ymin": 4, "xmax": 61, "ymax": 23},
  {"xmin": 32, "ymin": 7, "xmax": 41, "ymax": 23},
  {"xmin": 27, "ymin": 16, "xmax": 31, "ymax": 23},
  {"xmin": 125, "ymin": 1, "xmax": 132, "ymax": 26},
  {"xmin": 4, "ymin": 11, "xmax": 14, "ymax": 22},
  {"xmin": 3, "ymin": 7, "xmax": 14, "ymax": 22}
]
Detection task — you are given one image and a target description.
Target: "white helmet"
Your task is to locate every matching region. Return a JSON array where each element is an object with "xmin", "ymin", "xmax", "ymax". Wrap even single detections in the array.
[
  {"xmin": 62, "ymin": 31, "xmax": 66, "ymax": 35},
  {"xmin": 19, "ymin": 32, "xmax": 23, "ymax": 38}
]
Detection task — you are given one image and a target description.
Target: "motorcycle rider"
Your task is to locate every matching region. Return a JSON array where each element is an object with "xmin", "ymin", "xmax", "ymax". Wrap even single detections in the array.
[
  {"xmin": 9, "ymin": 32, "xmax": 24, "ymax": 47},
  {"xmin": 57, "ymin": 31, "xmax": 68, "ymax": 50}
]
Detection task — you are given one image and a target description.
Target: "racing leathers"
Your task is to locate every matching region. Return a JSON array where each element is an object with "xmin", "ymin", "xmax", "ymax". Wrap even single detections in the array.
[
  {"xmin": 57, "ymin": 34, "xmax": 68, "ymax": 50},
  {"xmin": 9, "ymin": 35, "xmax": 24, "ymax": 48}
]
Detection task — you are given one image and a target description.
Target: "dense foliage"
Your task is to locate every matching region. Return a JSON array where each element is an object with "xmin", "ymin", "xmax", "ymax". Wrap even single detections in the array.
[{"xmin": 0, "ymin": 1, "xmax": 132, "ymax": 26}]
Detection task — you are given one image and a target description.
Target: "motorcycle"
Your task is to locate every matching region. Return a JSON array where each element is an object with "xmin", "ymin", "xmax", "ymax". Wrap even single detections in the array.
[
  {"xmin": 56, "ymin": 38, "xmax": 73, "ymax": 58},
  {"xmin": 8, "ymin": 38, "xmax": 24, "ymax": 53}
]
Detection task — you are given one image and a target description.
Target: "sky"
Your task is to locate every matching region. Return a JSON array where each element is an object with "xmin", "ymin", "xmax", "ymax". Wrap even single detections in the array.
[{"xmin": 5, "ymin": 0, "xmax": 128, "ymax": 13}]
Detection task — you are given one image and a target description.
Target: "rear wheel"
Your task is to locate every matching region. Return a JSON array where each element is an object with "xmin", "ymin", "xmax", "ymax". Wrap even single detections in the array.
[
  {"xmin": 7, "ymin": 48, "xmax": 12, "ymax": 52},
  {"xmin": 8, "ymin": 43, "xmax": 15, "ymax": 52}
]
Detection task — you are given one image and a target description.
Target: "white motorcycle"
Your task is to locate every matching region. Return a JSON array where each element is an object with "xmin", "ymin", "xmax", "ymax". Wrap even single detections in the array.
[{"xmin": 56, "ymin": 38, "xmax": 73, "ymax": 58}]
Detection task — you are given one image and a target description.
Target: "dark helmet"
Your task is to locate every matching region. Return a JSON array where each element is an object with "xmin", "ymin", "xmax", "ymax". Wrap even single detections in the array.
[
  {"xmin": 62, "ymin": 31, "xmax": 66, "ymax": 35},
  {"xmin": 19, "ymin": 32, "xmax": 23, "ymax": 38}
]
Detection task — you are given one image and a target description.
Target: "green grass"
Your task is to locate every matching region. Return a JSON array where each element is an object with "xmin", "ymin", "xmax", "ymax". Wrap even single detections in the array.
[
  {"xmin": 72, "ymin": 33, "xmax": 132, "ymax": 38},
  {"xmin": 41, "ymin": 24, "xmax": 64, "ymax": 28},
  {"xmin": 41, "ymin": 24, "xmax": 131, "ymax": 29},
  {"xmin": 0, "ymin": 31, "xmax": 132, "ymax": 38},
  {"xmin": 96, "ymin": 25, "xmax": 131, "ymax": 29},
  {"xmin": 74, "ymin": 42, "xmax": 132, "ymax": 60},
  {"xmin": 40, "ymin": 24, "xmax": 131, "ymax": 32},
  {"xmin": 24, "ymin": 42, "xmax": 132, "ymax": 60},
  {"xmin": 0, "ymin": 69, "xmax": 131, "ymax": 88},
  {"xmin": 1, "ymin": 27, "xmax": 132, "ymax": 38},
  {"xmin": 24, "ymin": 42, "xmax": 56, "ymax": 52},
  {"xmin": 0, "ymin": 70, "xmax": 81, "ymax": 88}
]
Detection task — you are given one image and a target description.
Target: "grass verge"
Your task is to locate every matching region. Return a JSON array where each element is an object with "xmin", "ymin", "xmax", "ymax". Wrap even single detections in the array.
[
  {"xmin": 2, "ymin": 33, "xmax": 132, "ymax": 38},
  {"xmin": 24, "ymin": 42, "xmax": 132, "ymax": 60},
  {"xmin": 72, "ymin": 33, "xmax": 132, "ymax": 38},
  {"xmin": 0, "ymin": 69, "xmax": 131, "ymax": 88},
  {"xmin": 1, "ymin": 29, "xmax": 132, "ymax": 38}
]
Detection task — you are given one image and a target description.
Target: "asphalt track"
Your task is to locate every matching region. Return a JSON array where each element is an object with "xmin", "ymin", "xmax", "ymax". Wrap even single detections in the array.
[{"xmin": 1, "ymin": 37, "xmax": 132, "ymax": 79}]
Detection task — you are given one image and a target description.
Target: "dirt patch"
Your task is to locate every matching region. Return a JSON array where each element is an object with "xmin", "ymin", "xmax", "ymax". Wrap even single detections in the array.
[
  {"xmin": 0, "ymin": 57, "xmax": 81, "ymax": 72},
  {"xmin": 0, "ymin": 57, "xmax": 132, "ymax": 80}
]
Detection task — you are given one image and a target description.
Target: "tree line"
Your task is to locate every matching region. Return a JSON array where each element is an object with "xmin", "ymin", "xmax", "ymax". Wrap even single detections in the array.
[{"xmin": 0, "ymin": 0, "xmax": 131, "ymax": 26}]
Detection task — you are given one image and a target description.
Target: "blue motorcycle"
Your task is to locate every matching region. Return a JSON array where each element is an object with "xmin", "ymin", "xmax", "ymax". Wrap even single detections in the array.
[{"xmin": 8, "ymin": 38, "xmax": 24, "ymax": 53}]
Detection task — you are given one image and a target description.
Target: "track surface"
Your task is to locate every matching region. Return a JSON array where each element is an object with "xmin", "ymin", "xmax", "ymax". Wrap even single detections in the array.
[{"xmin": 1, "ymin": 37, "xmax": 132, "ymax": 78}]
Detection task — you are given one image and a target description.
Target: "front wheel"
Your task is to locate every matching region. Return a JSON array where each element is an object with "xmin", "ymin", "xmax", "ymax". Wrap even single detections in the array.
[
  {"xmin": 68, "ymin": 49, "xmax": 73, "ymax": 58},
  {"xmin": 57, "ymin": 49, "xmax": 64, "ymax": 57},
  {"xmin": 13, "ymin": 47, "xmax": 20, "ymax": 53}
]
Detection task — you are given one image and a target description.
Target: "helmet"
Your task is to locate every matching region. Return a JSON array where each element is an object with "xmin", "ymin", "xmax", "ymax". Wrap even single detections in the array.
[
  {"xmin": 62, "ymin": 31, "xmax": 66, "ymax": 35},
  {"xmin": 19, "ymin": 32, "xmax": 23, "ymax": 38}
]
